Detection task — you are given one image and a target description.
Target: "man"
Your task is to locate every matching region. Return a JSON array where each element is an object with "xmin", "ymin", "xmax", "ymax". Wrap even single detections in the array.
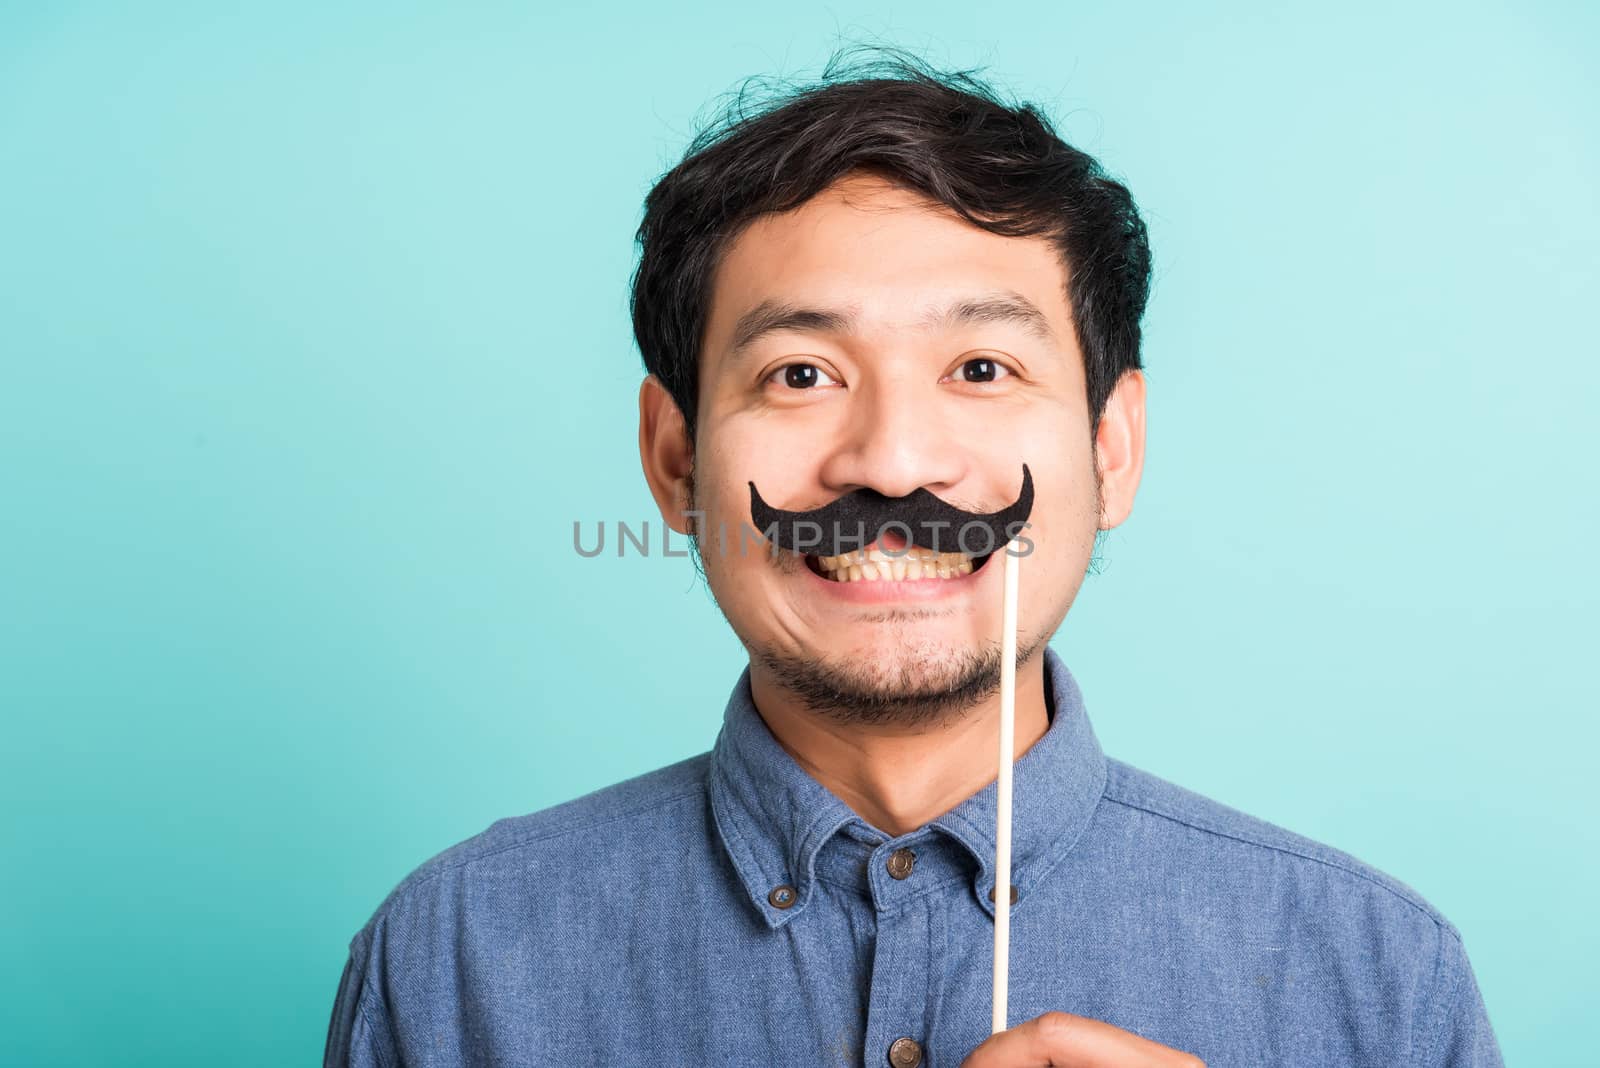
[{"xmin": 325, "ymin": 49, "xmax": 1502, "ymax": 1067}]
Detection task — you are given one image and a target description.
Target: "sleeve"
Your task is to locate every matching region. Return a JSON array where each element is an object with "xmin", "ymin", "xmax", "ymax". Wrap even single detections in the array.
[
  {"xmin": 1417, "ymin": 926, "xmax": 1504, "ymax": 1068},
  {"xmin": 324, "ymin": 929, "xmax": 402, "ymax": 1068}
]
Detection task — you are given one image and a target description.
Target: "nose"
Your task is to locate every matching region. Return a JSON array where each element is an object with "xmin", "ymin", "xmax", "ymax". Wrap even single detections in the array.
[{"xmin": 815, "ymin": 375, "xmax": 968, "ymax": 501}]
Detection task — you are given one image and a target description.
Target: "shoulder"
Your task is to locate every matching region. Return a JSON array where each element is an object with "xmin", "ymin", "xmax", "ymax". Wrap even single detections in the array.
[
  {"xmin": 351, "ymin": 751, "xmax": 713, "ymax": 945},
  {"xmin": 1098, "ymin": 756, "xmax": 1458, "ymax": 935},
  {"xmin": 1094, "ymin": 759, "xmax": 1499, "ymax": 1062}
]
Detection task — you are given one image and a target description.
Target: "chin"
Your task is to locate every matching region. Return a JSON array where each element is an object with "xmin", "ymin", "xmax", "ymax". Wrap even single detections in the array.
[{"xmin": 748, "ymin": 635, "xmax": 1004, "ymax": 719}]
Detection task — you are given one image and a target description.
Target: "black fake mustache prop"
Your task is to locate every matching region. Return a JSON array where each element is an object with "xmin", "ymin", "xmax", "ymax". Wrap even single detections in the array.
[{"xmin": 747, "ymin": 464, "xmax": 1033, "ymax": 558}]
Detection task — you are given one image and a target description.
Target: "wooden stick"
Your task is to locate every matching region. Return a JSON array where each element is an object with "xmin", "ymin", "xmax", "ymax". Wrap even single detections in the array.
[{"xmin": 992, "ymin": 536, "xmax": 1020, "ymax": 1035}]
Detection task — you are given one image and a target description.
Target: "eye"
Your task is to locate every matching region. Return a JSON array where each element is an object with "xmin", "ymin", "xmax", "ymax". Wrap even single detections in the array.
[
  {"xmin": 947, "ymin": 356, "xmax": 1013, "ymax": 384},
  {"xmin": 766, "ymin": 362, "xmax": 841, "ymax": 390}
]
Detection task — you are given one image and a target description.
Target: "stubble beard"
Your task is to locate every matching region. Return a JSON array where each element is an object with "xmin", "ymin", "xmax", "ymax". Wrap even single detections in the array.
[{"xmin": 744, "ymin": 623, "xmax": 1050, "ymax": 729}]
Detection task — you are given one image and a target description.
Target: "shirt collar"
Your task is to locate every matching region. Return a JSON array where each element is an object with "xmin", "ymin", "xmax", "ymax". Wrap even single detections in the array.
[{"xmin": 707, "ymin": 644, "xmax": 1108, "ymax": 929}]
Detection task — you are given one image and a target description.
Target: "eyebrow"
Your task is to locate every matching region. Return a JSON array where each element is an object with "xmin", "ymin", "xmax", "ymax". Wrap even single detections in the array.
[{"xmin": 726, "ymin": 290, "xmax": 1058, "ymax": 363}]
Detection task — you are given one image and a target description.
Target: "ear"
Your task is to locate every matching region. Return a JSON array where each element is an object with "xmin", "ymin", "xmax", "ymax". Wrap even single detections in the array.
[
  {"xmin": 638, "ymin": 374, "xmax": 696, "ymax": 535},
  {"xmin": 1093, "ymin": 369, "xmax": 1147, "ymax": 529}
]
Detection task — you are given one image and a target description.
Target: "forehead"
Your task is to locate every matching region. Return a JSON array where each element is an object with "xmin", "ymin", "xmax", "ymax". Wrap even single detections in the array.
[{"xmin": 702, "ymin": 172, "xmax": 1074, "ymax": 355}]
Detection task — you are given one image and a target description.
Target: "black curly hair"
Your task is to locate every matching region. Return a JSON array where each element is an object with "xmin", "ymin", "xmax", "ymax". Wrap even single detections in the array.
[{"xmin": 630, "ymin": 43, "xmax": 1153, "ymax": 449}]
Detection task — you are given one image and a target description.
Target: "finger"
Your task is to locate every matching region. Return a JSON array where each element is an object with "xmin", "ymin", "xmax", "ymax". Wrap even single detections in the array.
[{"xmin": 960, "ymin": 1011, "xmax": 1206, "ymax": 1068}]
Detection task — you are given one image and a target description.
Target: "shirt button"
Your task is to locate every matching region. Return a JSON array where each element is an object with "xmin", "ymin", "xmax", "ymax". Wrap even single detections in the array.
[
  {"xmin": 885, "ymin": 847, "xmax": 916, "ymax": 880},
  {"xmin": 988, "ymin": 884, "xmax": 1021, "ymax": 905},
  {"xmin": 767, "ymin": 884, "xmax": 797, "ymax": 909},
  {"xmin": 887, "ymin": 1036, "xmax": 923, "ymax": 1067}
]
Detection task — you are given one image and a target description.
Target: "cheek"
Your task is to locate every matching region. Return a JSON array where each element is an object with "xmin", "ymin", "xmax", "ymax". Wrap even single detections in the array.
[
  {"xmin": 699, "ymin": 428, "xmax": 820, "ymax": 531},
  {"xmin": 687, "ymin": 442, "xmax": 748, "ymax": 531},
  {"xmin": 1022, "ymin": 467, "xmax": 1101, "ymax": 563},
  {"xmin": 686, "ymin": 473, "xmax": 776, "ymax": 577},
  {"xmin": 703, "ymin": 478, "xmax": 759, "ymax": 549}
]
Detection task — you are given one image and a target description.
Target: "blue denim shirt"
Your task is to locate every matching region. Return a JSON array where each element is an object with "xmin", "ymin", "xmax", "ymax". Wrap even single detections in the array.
[{"xmin": 325, "ymin": 647, "xmax": 1502, "ymax": 1067}]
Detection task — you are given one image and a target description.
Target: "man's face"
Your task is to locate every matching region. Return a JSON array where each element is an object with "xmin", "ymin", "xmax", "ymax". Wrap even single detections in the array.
[{"xmin": 648, "ymin": 170, "xmax": 1139, "ymax": 725}]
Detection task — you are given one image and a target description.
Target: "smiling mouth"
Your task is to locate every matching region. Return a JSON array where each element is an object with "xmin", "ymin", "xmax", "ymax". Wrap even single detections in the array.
[{"xmin": 803, "ymin": 545, "xmax": 994, "ymax": 583}]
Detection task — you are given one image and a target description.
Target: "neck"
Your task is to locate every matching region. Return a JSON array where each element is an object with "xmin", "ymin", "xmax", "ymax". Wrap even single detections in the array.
[{"xmin": 749, "ymin": 652, "xmax": 1052, "ymax": 837}]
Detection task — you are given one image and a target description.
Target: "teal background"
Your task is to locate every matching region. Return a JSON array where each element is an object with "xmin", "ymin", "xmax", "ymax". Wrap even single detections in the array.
[{"xmin": 3, "ymin": 3, "xmax": 1594, "ymax": 1064}]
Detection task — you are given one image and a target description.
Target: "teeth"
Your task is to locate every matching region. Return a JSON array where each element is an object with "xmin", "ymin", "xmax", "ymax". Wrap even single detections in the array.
[{"xmin": 812, "ymin": 547, "xmax": 982, "ymax": 583}]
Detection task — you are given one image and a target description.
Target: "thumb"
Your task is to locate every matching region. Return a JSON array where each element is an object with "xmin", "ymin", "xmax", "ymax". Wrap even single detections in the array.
[{"xmin": 960, "ymin": 1011, "xmax": 1206, "ymax": 1068}]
